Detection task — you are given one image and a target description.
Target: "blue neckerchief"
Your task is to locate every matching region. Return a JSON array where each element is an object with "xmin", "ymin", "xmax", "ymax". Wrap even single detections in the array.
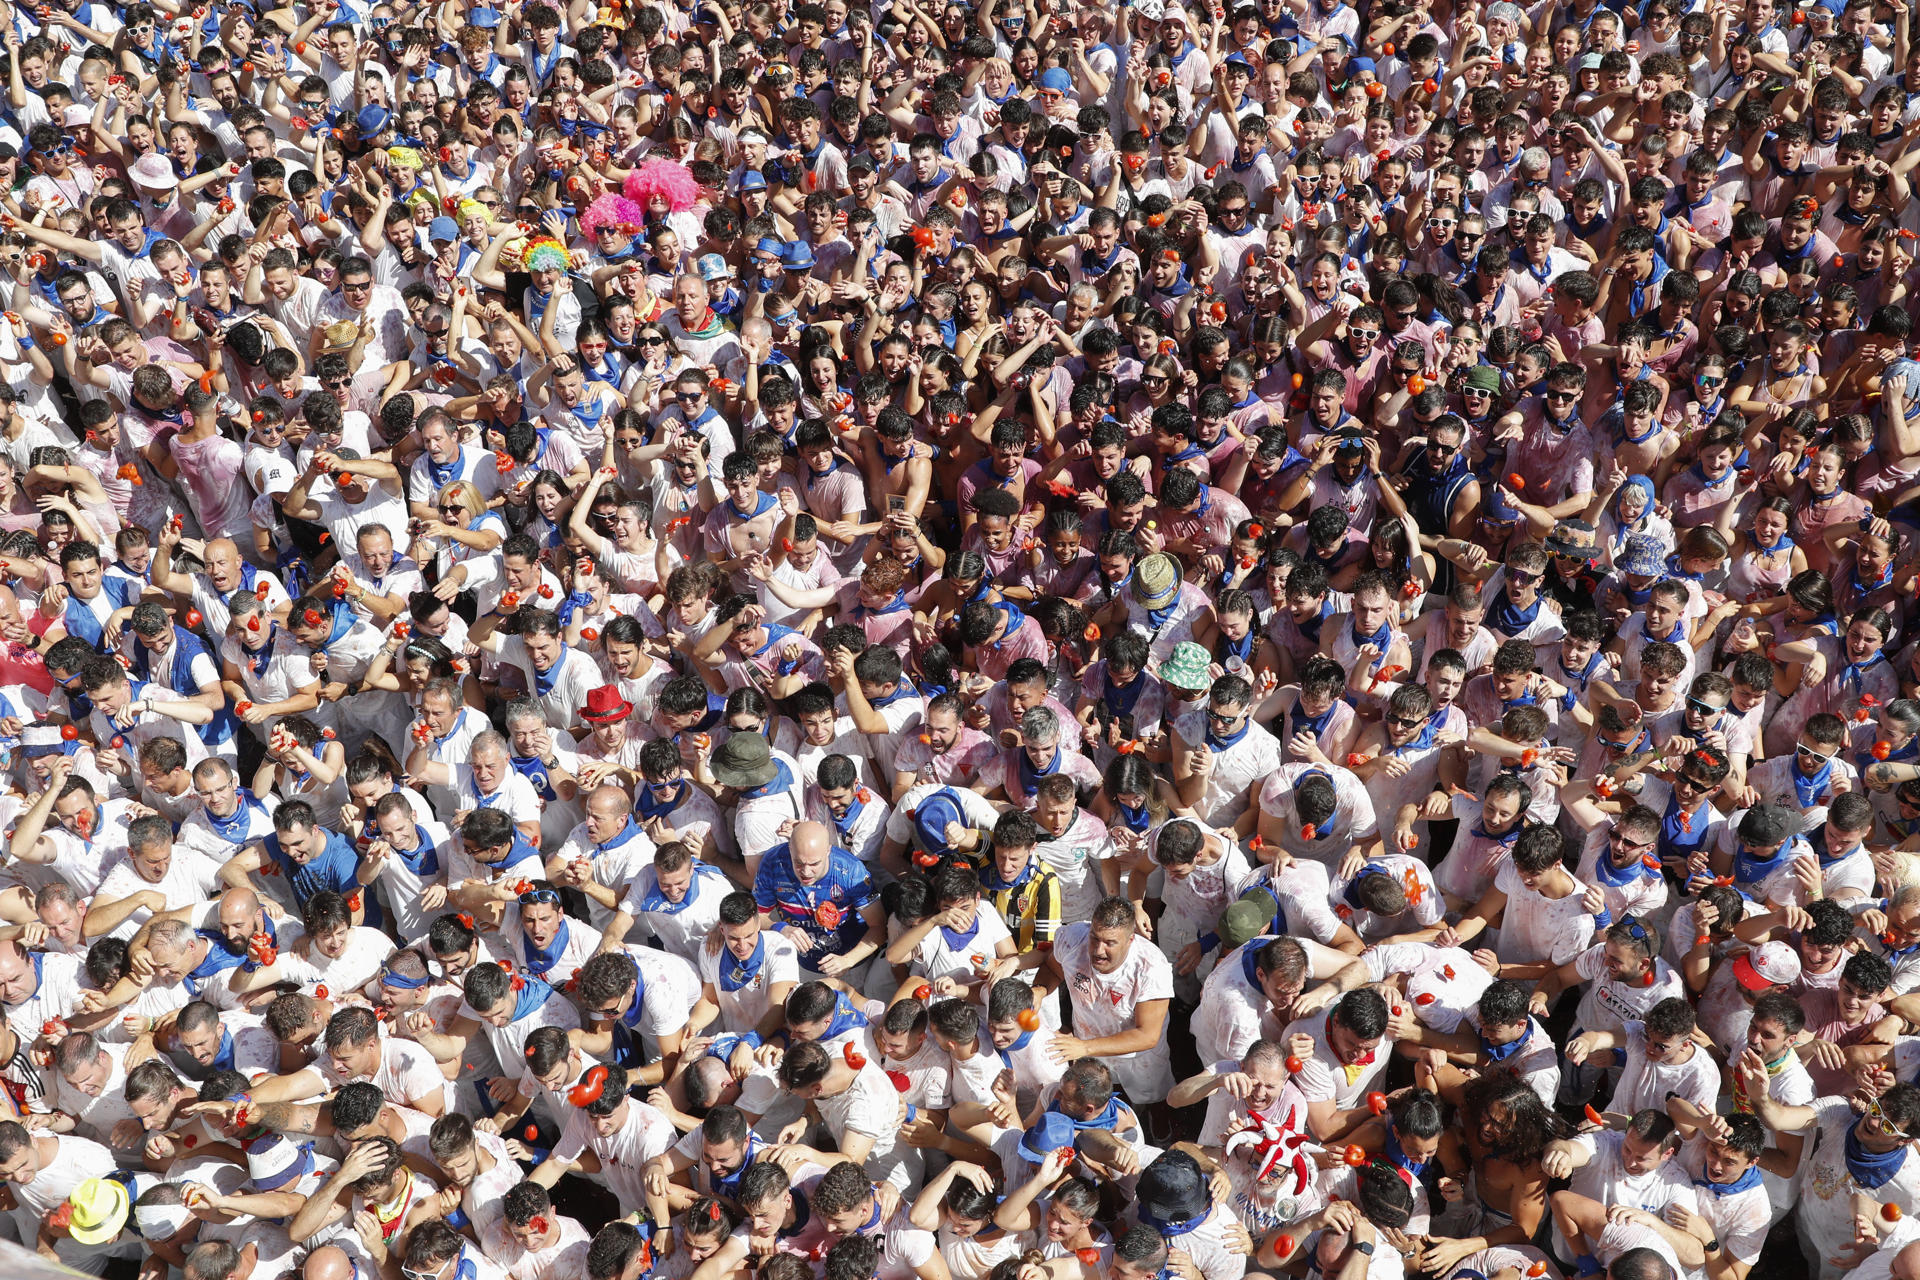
[
  {"xmin": 245, "ymin": 627, "xmax": 278, "ymax": 678},
  {"xmin": 1350, "ymin": 617, "xmax": 1393, "ymax": 660},
  {"xmin": 1391, "ymin": 717, "xmax": 1442, "ymax": 755},
  {"xmin": 1733, "ymin": 836, "xmax": 1805, "ymax": 887},
  {"xmin": 1297, "ymin": 598, "xmax": 1333, "ymax": 644},
  {"xmin": 1845, "ymin": 1120, "xmax": 1909, "ymax": 1189},
  {"xmin": 532, "ymin": 646, "xmax": 568, "ymax": 698},
  {"xmin": 425, "ymin": 450, "xmax": 462, "ymax": 490},
  {"xmin": 1627, "ymin": 255, "xmax": 1670, "ymax": 316},
  {"xmin": 737, "ymin": 759, "xmax": 797, "ymax": 802},
  {"xmin": 184, "ymin": 934, "xmax": 245, "ymax": 994},
  {"xmin": 855, "ymin": 590, "xmax": 911, "ymax": 620},
  {"xmin": 1048, "ymin": 1094, "xmax": 1124, "ymax": 1131},
  {"xmin": 1384, "ymin": 1126, "xmax": 1439, "ymax": 1194},
  {"xmin": 718, "ymin": 932, "xmax": 768, "ymax": 992},
  {"xmin": 1657, "ymin": 791, "xmax": 1710, "ymax": 867},
  {"xmin": 753, "ymin": 623, "xmax": 806, "ymax": 675},
  {"xmin": 726, "ymin": 489, "xmax": 780, "ymax": 523},
  {"xmin": 511, "ymin": 972, "xmax": 557, "ymax": 1022},
  {"xmin": 1792, "ymin": 757, "xmax": 1835, "ymax": 809},
  {"xmin": 995, "ymin": 1028, "xmax": 1035, "ymax": 1067},
  {"xmin": 1486, "ymin": 586, "xmax": 1542, "ymax": 636},
  {"xmin": 639, "ymin": 863, "xmax": 722, "ymax": 916},
  {"xmin": 938, "ymin": 911, "xmax": 982, "ymax": 949},
  {"xmin": 820, "ymin": 992, "xmax": 869, "ymax": 1041},
  {"xmin": 1839, "ymin": 651, "xmax": 1888, "ymax": 693},
  {"xmin": 1208, "ymin": 717, "xmax": 1251, "ymax": 752},
  {"xmin": 829, "ymin": 794, "xmax": 866, "ymax": 847},
  {"xmin": 203, "ymin": 789, "xmax": 267, "ymax": 844},
  {"xmin": 638, "ymin": 779, "xmax": 690, "ymax": 821},
  {"xmin": 1342, "ymin": 865, "xmax": 1396, "ymax": 911},
  {"xmin": 1480, "ymin": 1021, "xmax": 1532, "ymax": 1062},
  {"xmin": 1591, "ymin": 844, "xmax": 1656, "ymax": 887},
  {"xmin": 394, "ymin": 826, "xmax": 441, "ymax": 877},
  {"xmin": 595, "ymin": 818, "xmax": 647, "ymax": 855},
  {"xmin": 1016, "ymin": 745, "xmax": 1062, "ymax": 797},
  {"xmin": 991, "ymin": 601, "xmax": 1027, "ymax": 648},
  {"xmin": 511, "ymin": 755, "xmax": 561, "ymax": 804},
  {"xmin": 1806, "ymin": 827, "xmax": 1861, "ymax": 871},
  {"xmin": 1291, "ymin": 700, "xmax": 1336, "ymax": 742},
  {"xmin": 1695, "ymin": 1164, "xmax": 1764, "ymax": 1197},
  {"xmin": 521, "ymin": 916, "xmax": 572, "ymax": 976},
  {"xmin": 208, "ymin": 1027, "xmax": 237, "ymax": 1073}
]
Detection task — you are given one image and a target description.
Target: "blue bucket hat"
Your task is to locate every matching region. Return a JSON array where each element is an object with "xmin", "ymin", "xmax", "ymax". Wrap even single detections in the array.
[
  {"xmin": 1619, "ymin": 533, "xmax": 1668, "ymax": 580},
  {"xmin": 1017, "ymin": 1111, "xmax": 1079, "ymax": 1163},
  {"xmin": 468, "ymin": 6, "xmax": 502, "ymax": 26},
  {"xmin": 737, "ymin": 169, "xmax": 768, "ymax": 193},
  {"xmin": 912, "ymin": 788, "xmax": 968, "ymax": 854},
  {"xmin": 782, "ymin": 240, "xmax": 815, "ymax": 270},
  {"xmin": 355, "ymin": 105, "xmax": 391, "ymax": 136}
]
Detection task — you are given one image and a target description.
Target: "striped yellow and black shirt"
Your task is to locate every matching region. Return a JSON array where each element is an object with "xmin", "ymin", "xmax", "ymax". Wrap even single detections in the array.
[{"xmin": 982, "ymin": 861, "xmax": 1064, "ymax": 952}]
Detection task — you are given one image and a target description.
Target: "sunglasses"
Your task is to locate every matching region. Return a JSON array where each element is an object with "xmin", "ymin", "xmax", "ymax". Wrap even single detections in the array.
[
  {"xmin": 1545, "ymin": 391, "xmax": 1579, "ymax": 403},
  {"xmin": 1795, "ymin": 744, "xmax": 1835, "ymax": 764},
  {"xmin": 1608, "ymin": 828, "xmax": 1655, "ymax": 857},
  {"xmin": 1349, "ymin": 328, "xmax": 1380, "ymax": 342},
  {"xmin": 1686, "ymin": 697, "xmax": 1725, "ymax": 716},
  {"xmin": 1386, "ymin": 713, "xmax": 1425, "ymax": 729}
]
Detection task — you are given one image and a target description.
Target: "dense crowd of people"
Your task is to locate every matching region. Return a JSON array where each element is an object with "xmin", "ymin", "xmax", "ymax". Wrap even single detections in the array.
[{"xmin": 3, "ymin": 2, "xmax": 1920, "ymax": 1280}]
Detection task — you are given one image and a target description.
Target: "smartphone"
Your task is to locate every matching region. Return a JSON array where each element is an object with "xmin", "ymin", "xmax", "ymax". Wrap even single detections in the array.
[{"xmin": 887, "ymin": 494, "xmax": 906, "ymax": 515}]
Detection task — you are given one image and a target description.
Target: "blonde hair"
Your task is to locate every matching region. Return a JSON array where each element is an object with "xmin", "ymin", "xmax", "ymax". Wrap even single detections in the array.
[{"xmin": 436, "ymin": 480, "xmax": 486, "ymax": 525}]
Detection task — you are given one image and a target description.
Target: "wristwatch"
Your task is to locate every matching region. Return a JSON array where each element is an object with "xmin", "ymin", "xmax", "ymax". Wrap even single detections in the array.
[
  {"xmin": 1353, "ymin": 1241, "xmax": 1375, "ymax": 1256},
  {"xmin": 1703, "ymin": 1239, "xmax": 1721, "ymax": 1254}
]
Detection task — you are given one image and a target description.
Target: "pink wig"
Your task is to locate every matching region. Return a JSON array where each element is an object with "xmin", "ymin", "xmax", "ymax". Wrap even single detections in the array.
[
  {"xmin": 623, "ymin": 159, "xmax": 700, "ymax": 213},
  {"xmin": 579, "ymin": 194, "xmax": 645, "ymax": 238}
]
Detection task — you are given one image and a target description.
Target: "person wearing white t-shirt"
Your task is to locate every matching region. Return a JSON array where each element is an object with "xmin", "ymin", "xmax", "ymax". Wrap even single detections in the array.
[
  {"xmin": 1045, "ymin": 896, "xmax": 1178, "ymax": 1117},
  {"xmin": 1664, "ymin": 1109, "xmax": 1773, "ymax": 1280},
  {"xmin": 776, "ymin": 1038, "xmax": 923, "ymax": 1191},
  {"xmin": 1540, "ymin": 1117, "xmax": 1699, "ymax": 1260},
  {"xmin": 529, "ymin": 1059, "xmax": 679, "ymax": 1219},
  {"xmin": 1281, "ymin": 988, "xmax": 1398, "ymax": 1137},
  {"xmin": 1569, "ymin": 1000, "xmax": 1723, "ymax": 1119},
  {"xmin": 691, "ymin": 891, "xmax": 802, "ymax": 1038},
  {"xmin": 1413, "ymin": 823, "xmax": 1597, "ymax": 972},
  {"xmin": 887, "ymin": 865, "xmax": 1018, "ymax": 998}
]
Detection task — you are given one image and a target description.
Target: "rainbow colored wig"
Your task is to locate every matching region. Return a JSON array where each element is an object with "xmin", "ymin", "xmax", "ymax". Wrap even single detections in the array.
[{"xmin": 523, "ymin": 236, "xmax": 571, "ymax": 273}]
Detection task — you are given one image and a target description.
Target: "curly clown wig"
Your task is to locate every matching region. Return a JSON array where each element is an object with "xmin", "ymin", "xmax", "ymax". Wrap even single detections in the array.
[{"xmin": 623, "ymin": 159, "xmax": 699, "ymax": 214}]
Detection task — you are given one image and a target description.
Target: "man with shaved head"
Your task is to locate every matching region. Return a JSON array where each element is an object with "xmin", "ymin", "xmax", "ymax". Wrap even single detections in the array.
[
  {"xmin": 150, "ymin": 529, "xmax": 293, "ymax": 641},
  {"xmin": 547, "ymin": 784, "xmax": 656, "ymax": 937},
  {"xmin": 750, "ymin": 819, "xmax": 884, "ymax": 984}
]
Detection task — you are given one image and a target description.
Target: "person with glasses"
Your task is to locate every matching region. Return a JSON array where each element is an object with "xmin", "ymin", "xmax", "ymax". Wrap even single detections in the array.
[{"xmin": 1746, "ymin": 713, "xmax": 1857, "ymax": 817}]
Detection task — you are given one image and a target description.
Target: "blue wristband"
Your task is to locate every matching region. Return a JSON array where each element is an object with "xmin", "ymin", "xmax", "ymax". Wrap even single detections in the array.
[{"xmin": 16, "ymin": 336, "xmax": 32, "ymax": 351}]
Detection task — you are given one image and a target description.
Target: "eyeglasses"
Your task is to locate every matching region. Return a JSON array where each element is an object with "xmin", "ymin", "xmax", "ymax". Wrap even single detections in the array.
[
  {"xmin": 1218, "ymin": 205, "xmax": 1249, "ymax": 218},
  {"xmin": 1686, "ymin": 697, "xmax": 1725, "ymax": 717},
  {"xmin": 1696, "ymin": 375, "xmax": 1724, "ymax": 388},
  {"xmin": 1206, "ymin": 707, "xmax": 1244, "ymax": 725},
  {"xmin": 517, "ymin": 887, "xmax": 562, "ymax": 906},
  {"xmin": 1795, "ymin": 744, "xmax": 1835, "ymax": 764},
  {"xmin": 1868, "ymin": 1093, "xmax": 1912, "ymax": 1141},
  {"xmin": 1427, "ymin": 218, "xmax": 1456, "ymax": 230},
  {"xmin": 640, "ymin": 335, "xmax": 668, "ymax": 346},
  {"xmin": 1462, "ymin": 386, "xmax": 1492, "ymax": 398},
  {"xmin": 1386, "ymin": 713, "xmax": 1425, "ymax": 728},
  {"xmin": 1608, "ymin": 828, "xmax": 1656, "ymax": 857},
  {"xmin": 1545, "ymin": 391, "xmax": 1579, "ymax": 403},
  {"xmin": 1673, "ymin": 773, "xmax": 1714, "ymax": 794},
  {"xmin": 321, "ymin": 379, "xmax": 351, "ymax": 391},
  {"xmin": 1348, "ymin": 328, "xmax": 1380, "ymax": 342},
  {"xmin": 675, "ymin": 390, "xmax": 704, "ymax": 401},
  {"xmin": 342, "ymin": 280, "xmax": 373, "ymax": 293},
  {"xmin": 1140, "ymin": 375, "xmax": 1168, "ymax": 387}
]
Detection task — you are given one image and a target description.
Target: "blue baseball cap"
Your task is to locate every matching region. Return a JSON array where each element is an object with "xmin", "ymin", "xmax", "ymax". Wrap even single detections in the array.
[
  {"xmin": 355, "ymin": 105, "xmax": 391, "ymax": 135},
  {"xmin": 1017, "ymin": 1112, "xmax": 1079, "ymax": 1163},
  {"xmin": 1347, "ymin": 56, "xmax": 1377, "ymax": 75},
  {"xmin": 1038, "ymin": 67, "xmax": 1073, "ymax": 94},
  {"xmin": 428, "ymin": 216, "xmax": 459, "ymax": 244}
]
